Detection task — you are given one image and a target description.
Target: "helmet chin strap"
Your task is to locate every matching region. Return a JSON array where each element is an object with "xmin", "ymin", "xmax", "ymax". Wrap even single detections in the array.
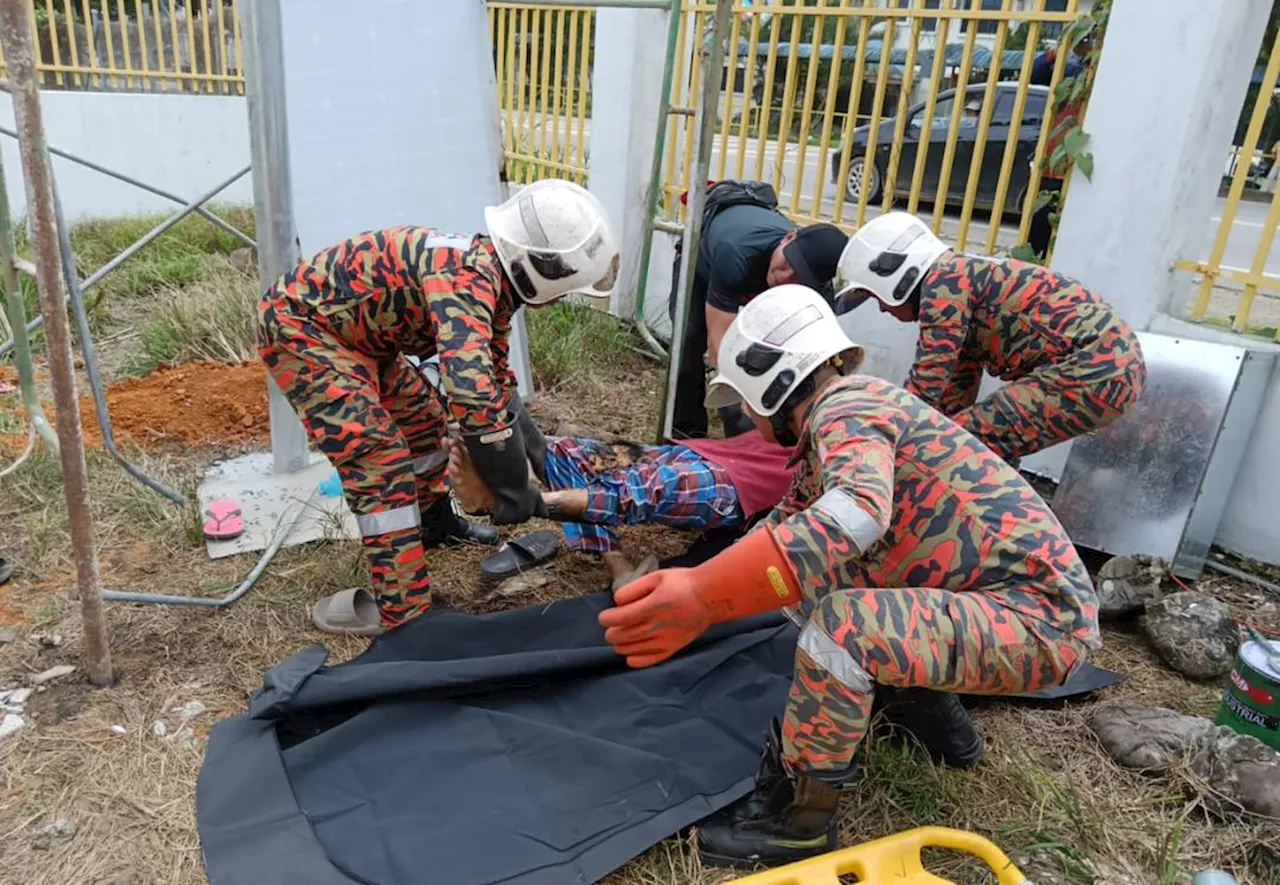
[{"xmin": 769, "ymin": 374, "xmax": 816, "ymax": 448}]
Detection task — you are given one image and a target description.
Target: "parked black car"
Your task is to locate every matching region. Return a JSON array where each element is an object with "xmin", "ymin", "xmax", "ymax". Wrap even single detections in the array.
[{"xmin": 832, "ymin": 82, "xmax": 1050, "ymax": 213}]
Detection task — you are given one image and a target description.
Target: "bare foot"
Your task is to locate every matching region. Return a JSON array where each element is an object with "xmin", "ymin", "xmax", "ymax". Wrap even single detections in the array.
[{"xmin": 443, "ymin": 438, "xmax": 496, "ymax": 515}]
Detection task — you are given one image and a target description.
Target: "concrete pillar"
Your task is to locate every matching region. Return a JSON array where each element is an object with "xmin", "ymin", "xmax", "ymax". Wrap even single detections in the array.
[
  {"xmin": 588, "ymin": 7, "xmax": 669, "ymax": 319},
  {"xmin": 1051, "ymin": 0, "xmax": 1272, "ymax": 331}
]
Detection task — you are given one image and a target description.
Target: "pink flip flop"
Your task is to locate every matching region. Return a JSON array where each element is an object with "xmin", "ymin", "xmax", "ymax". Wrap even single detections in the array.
[{"xmin": 203, "ymin": 499, "xmax": 245, "ymax": 541}]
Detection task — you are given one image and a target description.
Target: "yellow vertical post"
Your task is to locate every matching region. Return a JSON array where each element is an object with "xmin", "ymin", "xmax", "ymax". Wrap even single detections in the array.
[
  {"xmin": 573, "ymin": 10, "xmax": 592, "ymax": 182},
  {"xmin": 63, "ymin": 0, "xmax": 82, "ymax": 88},
  {"xmin": 231, "ymin": 0, "xmax": 243, "ymax": 94},
  {"xmin": 564, "ymin": 8, "xmax": 582, "ymax": 180},
  {"xmin": 99, "ymin": 0, "xmax": 118, "ymax": 88},
  {"xmin": 852, "ymin": 9, "xmax": 896, "ymax": 227},
  {"xmin": 751, "ymin": 1, "xmax": 783, "ymax": 181},
  {"xmin": 513, "ymin": 7, "xmax": 529, "ymax": 179},
  {"xmin": 41, "ymin": 0, "xmax": 63, "ymax": 86},
  {"xmin": 954, "ymin": 0, "xmax": 1014, "ymax": 251},
  {"xmin": 494, "ymin": 6, "xmax": 509, "ymax": 170},
  {"xmin": 114, "ymin": 0, "xmax": 135, "ymax": 90},
  {"xmin": 733, "ymin": 7, "xmax": 762, "ymax": 181},
  {"xmin": 810, "ymin": 0, "xmax": 852, "ymax": 218},
  {"xmin": 789, "ymin": 5, "xmax": 829, "ymax": 219},
  {"xmin": 882, "ymin": 0, "xmax": 923, "ymax": 213},
  {"xmin": 181, "ymin": 0, "xmax": 197, "ymax": 91},
  {"xmin": 985, "ymin": 3, "xmax": 1040, "ymax": 254},
  {"xmin": 536, "ymin": 9, "xmax": 554, "ymax": 178},
  {"xmin": 214, "ymin": 0, "xmax": 229, "ymax": 94},
  {"xmin": 906, "ymin": 2, "xmax": 952, "ymax": 217},
  {"xmin": 714, "ymin": 4, "xmax": 743, "ymax": 181},
  {"xmin": 549, "ymin": 8, "xmax": 567, "ymax": 173},
  {"xmin": 661, "ymin": 4, "xmax": 690, "ymax": 214},
  {"xmin": 166, "ymin": 0, "xmax": 181, "ymax": 90},
  {"xmin": 1014, "ymin": 0, "xmax": 1078, "ymax": 245},
  {"xmin": 1234, "ymin": 178, "xmax": 1280, "ymax": 333},
  {"xmin": 134, "ymin": 0, "xmax": 152, "ymax": 90},
  {"xmin": 770, "ymin": 5, "xmax": 804, "ymax": 194},
  {"xmin": 830, "ymin": 4, "xmax": 871, "ymax": 226},
  {"xmin": 525, "ymin": 9, "xmax": 542, "ymax": 175},
  {"xmin": 679, "ymin": 7, "xmax": 706, "ymax": 217},
  {"xmin": 198, "ymin": 0, "xmax": 214, "ymax": 94},
  {"xmin": 930, "ymin": 3, "xmax": 978, "ymax": 231},
  {"xmin": 1193, "ymin": 27, "xmax": 1280, "ymax": 320}
]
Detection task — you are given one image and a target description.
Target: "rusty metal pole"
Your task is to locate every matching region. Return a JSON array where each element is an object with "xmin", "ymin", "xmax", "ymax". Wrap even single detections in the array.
[{"xmin": 0, "ymin": 0, "xmax": 112, "ymax": 685}]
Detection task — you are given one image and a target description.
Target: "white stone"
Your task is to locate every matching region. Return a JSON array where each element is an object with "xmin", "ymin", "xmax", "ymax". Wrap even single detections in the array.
[
  {"xmin": 110, "ymin": 724, "xmax": 127, "ymax": 735},
  {"xmin": 152, "ymin": 721, "xmax": 167, "ymax": 738},
  {"xmin": 174, "ymin": 700, "xmax": 207, "ymax": 720},
  {"xmin": 0, "ymin": 713, "xmax": 25, "ymax": 738},
  {"xmin": 29, "ymin": 665, "xmax": 75, "ymax": 685}
]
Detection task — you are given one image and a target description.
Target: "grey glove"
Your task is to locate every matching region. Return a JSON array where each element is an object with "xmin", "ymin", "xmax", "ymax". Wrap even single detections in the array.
[
  {"xmin": 462, "ymin": 419, "xmax": 546, "ymax": 526},
  {"xmin": 509, "ymin": 395, "xmax": 548, "ymax": 485}
]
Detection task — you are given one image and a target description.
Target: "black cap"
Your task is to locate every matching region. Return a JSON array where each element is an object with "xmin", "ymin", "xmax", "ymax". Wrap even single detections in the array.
[{"xmin": 782, "ymin": 223, "xmax": 848, "ymax": 291}]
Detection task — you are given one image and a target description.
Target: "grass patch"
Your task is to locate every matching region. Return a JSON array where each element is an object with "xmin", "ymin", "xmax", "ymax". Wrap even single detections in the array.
[
  {"xmin": 526, "ymin": 300, "xmax": 646, "ymax": 390},
  {"xmin": 124, "ymin": 272, "xmax": 260, "ymax": 376}
]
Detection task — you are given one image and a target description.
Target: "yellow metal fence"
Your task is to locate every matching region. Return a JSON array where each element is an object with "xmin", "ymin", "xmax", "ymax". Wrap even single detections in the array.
[
  {"xmin": 661, "ymin": 0, "xmax": 1083, "ymax": 256},
  {"xmin": 1175, "ymin": 27, "xmax": 1280, "ymax": 341},
  {"xmin": 488, "ymin": 2, "xmax": 594, "ymax": 187},
  {"xmin": 0, "ymin": 0, "xmax": 244, "ymax": 94}
]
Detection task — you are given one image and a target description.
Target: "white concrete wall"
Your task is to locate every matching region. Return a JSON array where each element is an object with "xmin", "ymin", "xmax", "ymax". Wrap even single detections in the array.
[{"xmin": 0, "ymin": 91, "xmax": 252, "ymax": 223}]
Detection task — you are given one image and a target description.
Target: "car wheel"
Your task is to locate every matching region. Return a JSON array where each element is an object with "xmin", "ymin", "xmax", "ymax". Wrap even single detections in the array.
[{"xmin": 845, "ymin": 156, "xmax": 883, "ymax": 205}]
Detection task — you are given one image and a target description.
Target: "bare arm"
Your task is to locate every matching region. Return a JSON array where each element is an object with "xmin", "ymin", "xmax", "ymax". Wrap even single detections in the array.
[{"xmin": 704, "ymin": 304, "xmax": 738, "ymax": 368}]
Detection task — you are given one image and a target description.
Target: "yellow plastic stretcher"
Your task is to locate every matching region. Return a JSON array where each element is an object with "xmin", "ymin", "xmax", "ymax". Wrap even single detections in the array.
[{"xmin": 725, "ymin": 826, "xmax": 1030, "ymax": 884}]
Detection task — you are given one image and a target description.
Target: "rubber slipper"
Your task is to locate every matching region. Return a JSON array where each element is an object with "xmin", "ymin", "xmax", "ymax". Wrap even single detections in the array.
[
  {"xmin": 611, "ymin": 554, "xmax": 660, "ymax": 592},
  {"xmin": 0, "ymin": 556, "xmax": 12, "ymax": 586},
  {"xmin": 480, "ymin": 530, "xmax": 560, "ymax": 583},
  {"xmin": 311, "ymin": 588, "xmax": 385, "ymax": 636},
  {"xmin": 203, "ymin": 499, "xmax": 245, "ymax": 541}
]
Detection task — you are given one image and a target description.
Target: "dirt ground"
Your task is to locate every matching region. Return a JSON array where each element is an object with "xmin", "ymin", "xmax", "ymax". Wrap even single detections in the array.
[{"xmin": 2, "ymin": 343, "xmax": 1279, "ymax": 883}]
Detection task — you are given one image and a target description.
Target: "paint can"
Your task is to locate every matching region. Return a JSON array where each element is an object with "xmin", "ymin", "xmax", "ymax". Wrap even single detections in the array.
[{"xmin": 1216, "ymin": 640, "xmax": 1280, "ymax": 750}]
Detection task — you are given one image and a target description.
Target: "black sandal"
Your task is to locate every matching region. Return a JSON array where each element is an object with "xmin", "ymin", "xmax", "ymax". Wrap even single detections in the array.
[{"xmin": 480, "ymin": 531, "xmax": 560, "ymax": 583}]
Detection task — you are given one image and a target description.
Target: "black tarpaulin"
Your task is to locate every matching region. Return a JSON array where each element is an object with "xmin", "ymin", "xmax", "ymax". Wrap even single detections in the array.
[{"xmin": 196, "ymin": 535, "xmax": 1124, "ymax": 885}]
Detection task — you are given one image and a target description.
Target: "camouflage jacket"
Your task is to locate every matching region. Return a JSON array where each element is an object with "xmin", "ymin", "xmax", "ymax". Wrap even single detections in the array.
[
  {"xmin": 759, "ymin": 374, "xmax": 1100, "ymax": 646},
  {"xmin": 267, "ymin": 227, "xmax": 519, "ymax": 432},
  {"xmin": 905, "ymin": 252, "xmax": 1139, "ymax": 415}
]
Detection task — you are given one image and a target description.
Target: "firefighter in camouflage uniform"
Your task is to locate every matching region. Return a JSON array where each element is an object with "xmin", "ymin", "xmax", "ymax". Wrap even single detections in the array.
[
  {"xmin": 832, "ymin": 211, "xmax": 1145, "ymax": 463},
  {"xmin": 258, "ymin": 179, "xmax": 618, "ymax": 635},
  {"xmin": 597, "ymin": 285, "xmax": 1099, "ymax": 868}
]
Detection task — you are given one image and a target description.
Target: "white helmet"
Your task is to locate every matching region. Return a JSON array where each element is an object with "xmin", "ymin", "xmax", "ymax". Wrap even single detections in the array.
[
  {"xmin": 484, "ymin": 179, "xmax": 620, "ymax": 305},
  {"xmin": 705, "ymin": 284, "xmax": 865, "ymax": 418},
  {"xmin": 833, "ymin": 211, "xmax": 947, "ymax": 313}
]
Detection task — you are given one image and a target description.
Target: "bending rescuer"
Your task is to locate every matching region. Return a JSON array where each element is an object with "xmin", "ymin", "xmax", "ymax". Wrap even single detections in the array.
[
  {"xmin": 597, "ymin": 285, "xmax": 1100, "ymax": 868},
  {"xmin": 258, "ymin": 179, "xmax": 619, "ymax": 635},
  {"xmin": 833, "ymin": 211, "xmax": 1145, "ymax": 463}
]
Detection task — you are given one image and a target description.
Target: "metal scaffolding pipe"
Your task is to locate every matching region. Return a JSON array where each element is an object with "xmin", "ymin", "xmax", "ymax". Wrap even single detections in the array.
[
  {"xmin": 659, "ymin": 0, "xmax": 734, "ymax": 440},
  {"xmin": 0, "ymin": 165, "xmax": 251, "ymax": 359},
  {"xmin": 50, "ymin": 172, "xmax": 189, "ymax": 505},
  {"xmin": 0, "ymin": 123, "xmax": 255, "ymax": 247},
  {"xmin": 0, "ymin": 0, "xmax": 112, "ymax": 685},
  {"xmin": 0, "ymin": 146, "xmax": 57, "ymax": 456}
]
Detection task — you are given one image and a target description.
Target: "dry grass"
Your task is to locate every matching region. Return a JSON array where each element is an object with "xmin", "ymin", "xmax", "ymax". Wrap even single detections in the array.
[{"xmin": 0, "ymin": 216, "xmax": 1278, "ymax": 884}]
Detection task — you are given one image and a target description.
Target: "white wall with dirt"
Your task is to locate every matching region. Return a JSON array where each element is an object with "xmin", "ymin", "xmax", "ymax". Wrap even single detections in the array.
[{"xmin": 0, "ymin": 91, "xmax": 252, "ymax": 224}]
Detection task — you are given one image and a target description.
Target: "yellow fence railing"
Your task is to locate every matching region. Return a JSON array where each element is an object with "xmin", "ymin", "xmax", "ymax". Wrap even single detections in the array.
[
  {"xmin": 659, "ymin": 0, "xmax": 1083, "ymax": 257},
  {"xmin": 488, "ymin": 2, "xmax": 594, "ymax": 187},
  {"xmin": 0, "ymin": 0, "xmax": 244, "ymax": 95},
  {"xmin": 1175, "ymin": 27, "xmax": 1280, "ymax": 341}
]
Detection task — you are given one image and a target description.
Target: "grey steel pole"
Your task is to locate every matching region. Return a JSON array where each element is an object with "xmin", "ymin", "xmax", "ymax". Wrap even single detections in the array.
[
  {"xmin": 242, "ymin": 0, "xmax": 311, "ymax": 474},
  {"xmin": 0, "ymin": 0, "xmax": 112, "ymax": 686},
  {"xmin": 660, "ymin": 0, "xmax": 733, "ymax": 439}
]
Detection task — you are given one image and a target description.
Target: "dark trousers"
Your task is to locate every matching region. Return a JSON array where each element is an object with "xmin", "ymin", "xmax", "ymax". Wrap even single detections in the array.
[
  {"xmin": 668, "ymin": 251, "xmax": 752, "ymax": 439},
  {"xmin": 1027, "ymin": 177, "xmax": 1064, "ymax": 259}
]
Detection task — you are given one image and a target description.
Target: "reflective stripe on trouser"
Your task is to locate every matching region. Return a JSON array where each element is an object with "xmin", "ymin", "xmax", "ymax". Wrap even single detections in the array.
[
  {"xmin": 259, "ymin": 307, "xmax": 446, "ymax": 627},
  {"xmin": 781, "ymin": 587, "xmax": 1087, "ymax": 774},
  {"xmin": 953, "ymin": 333, "xmax": 1146, "ymax": 462}
]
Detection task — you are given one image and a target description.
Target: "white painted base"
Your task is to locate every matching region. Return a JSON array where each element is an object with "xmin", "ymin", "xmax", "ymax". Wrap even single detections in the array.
[{"xmin": 197, "ymin": 451, "xmax": 358, "ymax": 560}]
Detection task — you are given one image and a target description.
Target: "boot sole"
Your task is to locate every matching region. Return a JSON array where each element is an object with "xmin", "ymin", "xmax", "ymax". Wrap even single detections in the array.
[{"xmin": 698, "ymin": 847, "xmax": 831, "ymax": 871}]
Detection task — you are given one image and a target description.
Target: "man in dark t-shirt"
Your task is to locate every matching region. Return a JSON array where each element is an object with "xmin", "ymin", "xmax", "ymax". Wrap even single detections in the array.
[{"xmin": 670, "ymin": 204, "xmax": 846, "ymax": 438}]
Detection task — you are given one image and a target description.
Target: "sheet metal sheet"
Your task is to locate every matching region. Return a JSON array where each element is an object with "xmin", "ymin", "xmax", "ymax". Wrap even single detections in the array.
[{"xmin": 1052, "ymin": 332, "xmax": 1274, "ymax": 575}]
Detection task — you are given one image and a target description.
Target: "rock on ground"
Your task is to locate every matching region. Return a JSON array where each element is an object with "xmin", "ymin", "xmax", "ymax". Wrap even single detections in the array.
[
  {"xmin": 1091, "ymin": 703, "xmax": 1280, "ymax": 819},
  {"xmin": 1141, "ymin": 591, "xmax": 1239, "ymax": 679},
  {"xmin": 31, "ymin": 818, "xmax": 76, "ymax": 850},
  {"xmin": 1095, "ymin": 554, "xmax": 1168, "ymax": 618},
  {"xmin": 29, "ymin": 664, "xmax": 76, "ymax": 685}
]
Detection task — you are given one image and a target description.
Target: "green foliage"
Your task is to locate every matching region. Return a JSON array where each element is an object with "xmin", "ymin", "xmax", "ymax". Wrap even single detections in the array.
[
  {"xmin": 525, "ymin": 301, "xmax": 644, "ymax": 391},
  {"xmin": 125, "ymin": 272, "xmax": 260, "ymax": 376}
]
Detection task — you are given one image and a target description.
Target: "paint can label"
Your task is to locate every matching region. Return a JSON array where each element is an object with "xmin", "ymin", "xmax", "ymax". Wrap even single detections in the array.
[{"xmin": 1216, "ymin": 641, "xmax": 1280, "ymax": 751}]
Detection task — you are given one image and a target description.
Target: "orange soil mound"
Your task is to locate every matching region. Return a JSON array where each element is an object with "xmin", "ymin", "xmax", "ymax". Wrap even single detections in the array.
[{"xmin": 79, "ymin": 361, "xmax": 271, "ymax": 449}]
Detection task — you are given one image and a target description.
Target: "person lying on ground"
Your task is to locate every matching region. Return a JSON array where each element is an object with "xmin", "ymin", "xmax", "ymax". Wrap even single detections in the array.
[
  {"xmin": 443, "ymin": 427, "xmax": 797, "ymax": 590},
  {"xmin": 596, "ymin": 284, "xmax": 1100, "ymax": 869},
  {"xmin": 833, "ymin": 211, "xmax": 1145, "ymax": 464},
  {"xmin": 257, "ymin": 179, "xmax": 619, "ymax": 635}
]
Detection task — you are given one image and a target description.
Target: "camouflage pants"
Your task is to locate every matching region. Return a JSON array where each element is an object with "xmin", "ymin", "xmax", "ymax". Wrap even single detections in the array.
[
  {"xmin": 782, "ymin": 587, "xmax": 1087, "ymax": 774},
  {"xmin": 952, "ymin": 336, "xmax": 1146, "ymax": 462},
  {"xmin": 258, "ymin": 305, "xmax": 447, "ymax": 628}
]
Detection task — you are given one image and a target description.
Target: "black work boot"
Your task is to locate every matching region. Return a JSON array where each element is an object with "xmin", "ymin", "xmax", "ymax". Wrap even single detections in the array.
[
  {"xmin": 420, "ymin": 495, "xmax": 500, "ymax": 548},
  {"xmin": 874, "ymin": 687, "xmax": 984, "ymax": 769},
  {"xmin": 696, "ymin": 721, "xmax": 844, "ymax": 869}
]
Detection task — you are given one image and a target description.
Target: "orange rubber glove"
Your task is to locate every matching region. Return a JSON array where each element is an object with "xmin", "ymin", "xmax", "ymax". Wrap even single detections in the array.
[{"xmin": 597, "ymin": 528, "xmax": 802, "ymax": 668}]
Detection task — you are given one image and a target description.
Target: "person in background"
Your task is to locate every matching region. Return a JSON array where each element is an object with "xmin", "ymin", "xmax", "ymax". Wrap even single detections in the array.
[
  {"xmin": 597, "ymin": 286, "xmax": 1098, "ymax": 868},
  {"xmin": 670, "ymin": 181, "xmax": 847, "ymax": 439},
  {"xmin": 833, "ymin": 211, "xmax": 1145, "ymax": 465},
  {"xmin": 258, "ymin": 179, "xmax": 619, "ymax": 635},
  {"xmin": 1028, "ymin": 27, "xmax": 1093, "ymax": 257}
]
